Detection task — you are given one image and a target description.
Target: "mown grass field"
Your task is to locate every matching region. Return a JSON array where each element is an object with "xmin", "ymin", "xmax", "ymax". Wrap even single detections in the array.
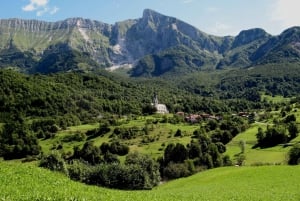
[{"xmin": 1, "ymin": 161, "xmax": 300, "ymax": 201}]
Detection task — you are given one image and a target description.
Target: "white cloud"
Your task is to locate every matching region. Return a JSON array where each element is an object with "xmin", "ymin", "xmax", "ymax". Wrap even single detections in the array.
[
  {"xmin": 270, "ymin": 0, "xmax": 300, "ymax": 28},
  {"xmin": 22, "ymin": 0, "xmax": 49, "ymax": 11},
  {"xmin": 22, "ymin": 0, "xmax": 59, "ymax": 16},
  {"xmin": 22, "ymin": 4, "xmax": 36, "ymax": 12},
  {"xmin": 50, "ymin": 6, "xmax": 59, "ymax": 15}
]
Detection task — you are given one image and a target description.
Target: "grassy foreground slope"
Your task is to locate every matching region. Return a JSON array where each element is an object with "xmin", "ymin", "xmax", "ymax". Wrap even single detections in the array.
[{"xmin": 1, "ymin": 161, "xmax": 300, "ymax": 201}]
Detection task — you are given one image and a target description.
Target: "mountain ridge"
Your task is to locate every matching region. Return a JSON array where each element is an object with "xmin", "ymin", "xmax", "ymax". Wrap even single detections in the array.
[{"xmin": 0, "ymin": 9, "xmax": 299, "ymax": 75}]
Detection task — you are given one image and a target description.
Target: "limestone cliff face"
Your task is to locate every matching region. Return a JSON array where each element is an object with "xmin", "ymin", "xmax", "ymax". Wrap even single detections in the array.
[
  {"xmin": 0, "ymin": 10, "xmax": 300, "ymax": 75},
  {"xmin": 251, "ymin": 27, "xmax": 300, "ymax": 64},
  {"xmin": 0, "ymin": 18, "xmax": 113, "ymax": 66},
  {"xmin": 124, "ymin": 9, "xmax": 225, "ymax": 60}
]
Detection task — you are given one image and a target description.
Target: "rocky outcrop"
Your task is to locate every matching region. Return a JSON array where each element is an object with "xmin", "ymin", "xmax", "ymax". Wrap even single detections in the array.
[
  {"xmin": 232, "ymin": 28, "xmax": 271, "ymax": 49},
  {"xmin": 251, "ymin": 27, "xmax": 300, "ymax": 64}
]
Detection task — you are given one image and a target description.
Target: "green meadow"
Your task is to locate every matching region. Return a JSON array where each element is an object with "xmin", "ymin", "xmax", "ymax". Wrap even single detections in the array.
[
  {"xmin": 261, "ymin": 94, "xmax": 292, "ymax": 103},
  {"xmin": 1, "ymin": 161, "xmax": 300, "ymax": 201},
  {"xmin": 39, "ymin": 116, "xmax": 199, "ymax": 158},
  {"xmin": 39, "ymin": 110, "xmax": 300, "ymax": 165},
  {"xmin": 40, "ymin": 114, "xmax": 298, "ymax": 166},
  {"xmin": 225, "ymin": 123, "xmax": 290, "ymax": 165}
]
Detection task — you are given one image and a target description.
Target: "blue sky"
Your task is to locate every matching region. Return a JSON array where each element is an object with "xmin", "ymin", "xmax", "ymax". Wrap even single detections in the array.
[{"xmin": 1, "ymin": 0, "xmax": 300, "ymax": 36}]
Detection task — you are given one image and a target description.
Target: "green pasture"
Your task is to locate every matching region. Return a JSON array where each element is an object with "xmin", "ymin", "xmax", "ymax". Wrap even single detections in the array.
[
  {"xmin": 39, "ymin": 117, "xmax": 199, "ymax": 158},
  {"xmin": 39, "ymin": 123, "xmax": 100, "ymax": 154},
  {"xmin": 225, "ymin": 123, "xmax": 291, "ymax": 165},
  {"xmin": 261, "ymin": 94, "xmax": 291, "ymax": 103},
  {"xmin": 1, "ymin": 161, "xmax": 300, "ymax": 201}
]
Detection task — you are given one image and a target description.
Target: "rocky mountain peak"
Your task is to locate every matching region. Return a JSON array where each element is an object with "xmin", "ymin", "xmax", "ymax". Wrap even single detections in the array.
[
  {"xmin": 140, "ymin": 8, "xmax": 178, "ymax": 29},
  {"xmin": 279, "ymin": 26, "xmax": 300, "ymax": 41},
  {"xmin": 142, "ymin": 9, "xmax": 164, "ymax": 21},
  {"xmin": 232, "ymin": 28, "xmax": 271, "ymax": 48},
  {"xmin": 59, "ymin": 18, "xmax": 111, "ymax": 32}
]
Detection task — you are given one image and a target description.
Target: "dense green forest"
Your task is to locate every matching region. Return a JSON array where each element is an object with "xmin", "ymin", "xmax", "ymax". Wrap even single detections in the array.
[
  {"xmin": 0, "ymin": 69, "xmax": 234, "ymax": 124},
  {"xmin": 3, "ymin": 63, "xmax": 300, "ymax": 123}
]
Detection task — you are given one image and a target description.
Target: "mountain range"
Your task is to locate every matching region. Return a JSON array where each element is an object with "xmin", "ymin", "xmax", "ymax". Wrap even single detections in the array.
[{"xmin": 0, "ymin": 9, "xmax": 300, "ymax": 76}]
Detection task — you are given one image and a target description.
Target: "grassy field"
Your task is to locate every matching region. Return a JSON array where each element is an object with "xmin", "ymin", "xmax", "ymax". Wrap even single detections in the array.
[
  {"xmin": 225, "ymin": 122, "xmax": 291, "ymax": 165},
  {"xmin": 39, "ymin": 123, "xmax": 100, "ymax": 154},
  {"xmin": 39, "ymin": 111, "xmax": 299, "ymax": 164},
  {"xmin": 39, "ymin": 116, "xmax": 199, "ymax": 158},
  {"xmin": 1, "ymin": 161, "xmax": 300, "ymax": 201},
  {"xmin": 225, "ymin": 98, "xmax": 300, "ymax": 165},
  {"xmin": 3, "ymin": 101, "xmax": 300, "ymax": 200},
  {"xmin": 261, "ymin": 94, "xmax": 292, "ymax": 103}
]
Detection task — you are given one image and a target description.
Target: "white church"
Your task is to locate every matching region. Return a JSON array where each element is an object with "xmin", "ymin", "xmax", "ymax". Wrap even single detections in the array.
[{"xmin": 152, "ymin": 93, "xmax": 169, "ymax": 114}]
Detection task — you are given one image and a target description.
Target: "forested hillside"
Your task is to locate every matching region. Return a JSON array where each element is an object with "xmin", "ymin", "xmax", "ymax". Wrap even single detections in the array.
[{"xmin": 2, "ymin": 61, "xmax": 300, "ymax": 123}]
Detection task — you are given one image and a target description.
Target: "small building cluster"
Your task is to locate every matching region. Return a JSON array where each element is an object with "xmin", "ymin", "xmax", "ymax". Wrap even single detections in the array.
[{"xmin": 176, "ymin": 112, "xmax": 222, "ymax": 123}]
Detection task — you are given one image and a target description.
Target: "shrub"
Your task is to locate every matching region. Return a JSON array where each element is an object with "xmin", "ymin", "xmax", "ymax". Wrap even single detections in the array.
[
  {"xmin": 72, "ymin": 141, "xmax": 102, "ymax": 165},
  {"xmin": 125, "ymin": 152, "xmax": 160, "ymax": 188},
  {"xmin": 67, "ymin": 156, "xmax": 160, "ymax": 190},
  {"xmin": 109, "ymin": 141, "xmax": 129, "ymax": 156},
  {"xmin": 222, "ymin": 155, "xmax": 233, "ymax": 166},
  {"xmin": 31, "ymin": 119, "xmax": 59, "ymax": 133},
  {"xmin": 216, "ymin": 142, "xmax": 226, "ymax": 154},
  {"xmin": 256, "ymin": 126, "xmax": 289, "ymax": 148},
  {"xmin": 288, "ymin": 122, "xmax": 299, "ymax": 139},
  {"xmin": 39, "ymin": 151, "xmax": 68, "ymax": 175},
  {"xmin": 206, "ymin": 120, "xmax": 218, "ymax": 131},
  {"xmin": 100, "ymin": 142, "xmax": 110, "ymax": 154},
  {"xmin": 62, "ymin": 131, "xmax": 86, "ymax": 142},
  {"xmin": 285, "ymin": 114, "xmax": 296, "ymax": 123},
  {"xmin": 103, "ymin": 152, "xmax": 120, "ymax": 164},
  {"xmin": 163, "ymin": 162, "xmax": 193, "ymax": 179},
  {"xmin": 288, "ymin": 144, "xmax": 300, "ymax": 165},
  {"xmin": 67, "ymin": 160, "xmax": 91, "ymax": 181},
  {"xmin": 113, "ymin": 127, "xmax": 139, "ymax": 140},
  {"xmin": 164, "ymin": 143, "xmax": 188, "ymax": 164},
  {"xmin": 236, "ymin": 154, "xmax": 246, "ymax": 166},
  {"xmin": 174, "ymin": 129, "xmax": 182, "ymax": 137},
  {"xmin": 0, "ymin": 122, "xmax": 41, "ymax": 160}
]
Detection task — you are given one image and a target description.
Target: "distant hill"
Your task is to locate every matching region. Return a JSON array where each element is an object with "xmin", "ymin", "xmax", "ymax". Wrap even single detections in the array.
[{"xmin": 0, "ymin": 10, "xmax": 300, "ymax": 75}]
